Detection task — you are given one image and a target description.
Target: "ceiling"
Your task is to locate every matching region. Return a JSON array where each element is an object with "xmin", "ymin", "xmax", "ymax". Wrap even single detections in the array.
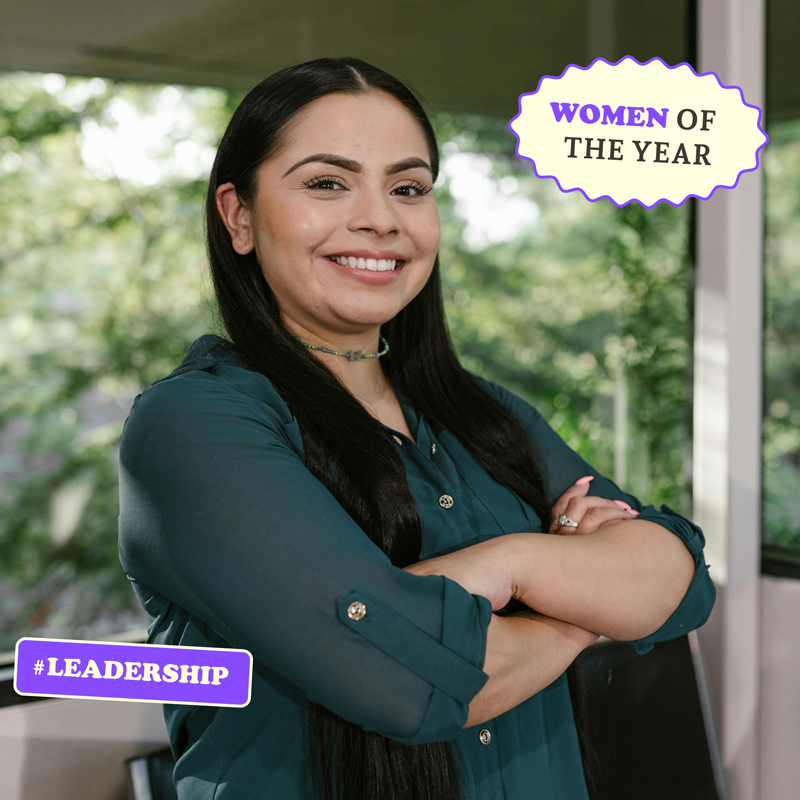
[{"xmin": 0, "ymin": 0, "xmax": 796, "ymax": 121}]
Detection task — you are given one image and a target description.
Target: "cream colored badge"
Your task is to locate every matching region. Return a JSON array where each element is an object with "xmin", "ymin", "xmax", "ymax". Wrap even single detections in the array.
[{"xmin": 508, "ymin": 56, "xmax": 768, "ymax": 208}]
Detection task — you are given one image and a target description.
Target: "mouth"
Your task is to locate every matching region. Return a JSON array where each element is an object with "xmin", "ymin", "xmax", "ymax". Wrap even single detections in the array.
[{"xmin": 325, "ymin": 255, "xmax": 406, "ymax": 273}]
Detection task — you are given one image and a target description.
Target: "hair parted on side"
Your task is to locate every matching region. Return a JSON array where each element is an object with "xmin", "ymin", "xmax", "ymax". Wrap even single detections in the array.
[{"xmin": 203, "ymin": 56, "xmax": 598, "ymax": 800}]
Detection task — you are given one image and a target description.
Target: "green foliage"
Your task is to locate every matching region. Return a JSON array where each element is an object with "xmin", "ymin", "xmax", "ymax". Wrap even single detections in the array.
[
  {"xmin": 0, "ymin": 74, "xmax": 230, "ymax": 650},
  {"xmin": 763, "ymin": 119, "xmax": 800, "ymax": 549},
  {"xmin": 0, "ymin": 74, "xmax": 697, "ymax": 650},
  {"xmin": 434, "ymin": 110, "xmax": 692, "ymax": 505}
]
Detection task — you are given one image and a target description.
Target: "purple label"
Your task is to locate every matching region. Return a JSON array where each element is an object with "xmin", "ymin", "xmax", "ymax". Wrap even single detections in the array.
[{"xmin": 14, "ymin": 638, "xmax": 252, "ymax": 707}]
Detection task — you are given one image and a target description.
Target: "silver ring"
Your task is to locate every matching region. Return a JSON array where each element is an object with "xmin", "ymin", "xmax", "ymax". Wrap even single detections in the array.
[{"xmin": 555, "ymin": 514, "xmax": 579, "ymax": 528}]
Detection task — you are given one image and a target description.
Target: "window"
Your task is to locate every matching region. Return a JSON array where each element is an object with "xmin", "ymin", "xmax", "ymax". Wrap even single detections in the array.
[
  {"xmin": 0, "ymin": 74, "xmax": 235, "ymax": 656},
  {"xmin": 436, "ymin": 112, "xmax": 693, "ymax": 511},
  {"xmin": 0, "ymin": 73, "xmax": 694, "ymax": 660},
  {"xmin": 762, "ymin": 117, "xmax": 800, "ymax": 573}
]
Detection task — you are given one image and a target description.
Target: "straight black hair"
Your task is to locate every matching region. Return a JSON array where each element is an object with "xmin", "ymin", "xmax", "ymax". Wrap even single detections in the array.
[{"xmin": 204, "ymin": 56, "xmax": 598, "ymax": 800}]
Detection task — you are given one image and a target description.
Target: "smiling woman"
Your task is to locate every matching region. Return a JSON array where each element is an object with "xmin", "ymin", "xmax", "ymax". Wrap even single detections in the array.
[
  {"xmin": 117, "ymin": 56, "xmax": 715, "ymax": 800},
  {"xmin": 209, "ymin": 84, "xmax": 444, "ymax": 443},
  {"xmin": 214, "ymin": 90, "xmax": 440, "ymax": 357}
]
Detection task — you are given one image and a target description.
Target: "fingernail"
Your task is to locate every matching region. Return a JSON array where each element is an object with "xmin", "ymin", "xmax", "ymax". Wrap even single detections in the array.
[
  {"xmin": 613, "ymin": 500, "xmax": 632, "ymax": 510},
  {"xmin": 575, "ymin": 476, "xmax": 594, "ymax": 485},
  {"xmin": 629, "ymin": 509, "xmax": 640, "ymax": 515}
]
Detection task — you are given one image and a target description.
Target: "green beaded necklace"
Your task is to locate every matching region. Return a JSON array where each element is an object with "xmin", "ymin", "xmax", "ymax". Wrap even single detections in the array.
[{"xmin": 293, "ymin": 334, "xmax": 389, "ymax": 363}]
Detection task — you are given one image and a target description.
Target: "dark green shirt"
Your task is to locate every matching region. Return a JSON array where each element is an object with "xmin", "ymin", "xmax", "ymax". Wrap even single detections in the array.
[{"xmin": 118, "ymin": 334, "xmax": 715, "ymax": 799}]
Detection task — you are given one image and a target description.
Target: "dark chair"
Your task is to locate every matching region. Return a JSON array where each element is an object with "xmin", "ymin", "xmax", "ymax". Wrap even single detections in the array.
[
  {"xmin": 126, "ymin": 747, "xmax": 178, "ymax": 800},
  {"xmin": 576, "ymin": 631, "xmax": 726, "ymax": 800}
]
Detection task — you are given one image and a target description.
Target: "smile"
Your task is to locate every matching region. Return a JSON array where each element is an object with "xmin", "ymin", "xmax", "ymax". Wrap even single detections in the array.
[{"xmin": 326, "ymin": 255, "xmax": 402, "ymax": 272}]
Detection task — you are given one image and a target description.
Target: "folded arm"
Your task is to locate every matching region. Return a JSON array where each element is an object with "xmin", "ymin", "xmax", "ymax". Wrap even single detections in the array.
[
  {"xmin": 504, "ymin": 520, "xmax": 696, "ymax": 641},
  {"xmin": 470, "ymin": 374, "xmax": 716, "ymax": 653},
  {"xmin": 463, "ymin": 609, "xmax": 597, "ymax": 728},
  {"xmin": 118, "ymin": 369, "xmax": 495, "ymax": 746}
]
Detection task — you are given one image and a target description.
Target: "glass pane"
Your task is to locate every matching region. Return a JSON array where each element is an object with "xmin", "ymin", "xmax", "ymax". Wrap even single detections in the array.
[
  {"xmin": 763, "ymin": 118, "xmax": 800, "ymax": 560},
  {"xmin": 436, "ymin": 112, "xmax": 693, "ymax": 512},
  {"xmin": 0, "ymin": 73, "xmax": 236, "ymax": 656},
  {"xmin": 0, "ymin": 72, "xmax": 694, "ymax": 659}
]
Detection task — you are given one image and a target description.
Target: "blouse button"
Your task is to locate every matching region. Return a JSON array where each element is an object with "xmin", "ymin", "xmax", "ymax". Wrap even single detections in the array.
[
  {"xmin": 479, "ymin": 729, "xmax": 492, "ymax": 745},
  {"xmin": 430, "ymin": 443, "xmax": 436, "ymax": 456},
  {"xmin": 347, "ymin": 601, "xmax": 367, "ymax": 620},
  {"xmin": 438, "ymin": 494, "xmax": 454, "ymax": 509}
]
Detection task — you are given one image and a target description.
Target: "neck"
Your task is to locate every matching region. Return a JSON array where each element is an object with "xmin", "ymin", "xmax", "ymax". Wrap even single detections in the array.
[{"xmin": 286, "ymin": 320, "xmax": 392, "ymax": 406}]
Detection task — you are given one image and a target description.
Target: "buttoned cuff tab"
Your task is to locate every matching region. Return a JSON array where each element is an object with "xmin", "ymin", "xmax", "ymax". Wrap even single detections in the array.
[
  {"xmin": 406, "ymin": 577, "xmax": 494, "ymax": 743},
  {"xmin": 336, "ymin": 582, "xmax": 491, "ymax": 706}
]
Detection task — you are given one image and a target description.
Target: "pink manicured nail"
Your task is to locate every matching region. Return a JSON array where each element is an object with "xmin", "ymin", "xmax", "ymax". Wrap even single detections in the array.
[
  {"xmin": 575, "ymin": 476, "xmax": 594, "ymax": 485},
  {"xmin": 613, "ymin": 500, "xmax": 632, "ymax": 510}
]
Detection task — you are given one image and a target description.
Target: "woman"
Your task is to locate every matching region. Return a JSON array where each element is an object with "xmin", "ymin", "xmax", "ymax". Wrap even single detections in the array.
[{"xmin": 117, "ymin": 57, "xmax": 715, "ymax": 800}]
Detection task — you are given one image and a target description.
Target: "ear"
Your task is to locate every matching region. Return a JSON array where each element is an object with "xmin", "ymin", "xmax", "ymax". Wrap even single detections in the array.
[{"xmin": 215, "ymin": 182, "xmax": 255, "ymax": 255}]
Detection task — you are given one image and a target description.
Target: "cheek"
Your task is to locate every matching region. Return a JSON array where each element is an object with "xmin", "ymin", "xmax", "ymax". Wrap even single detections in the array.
[
  {"xmin": 259, "ymin": 197, "xmax": 333, "ymax": 255},
  {"xmin": 414, "ymin": 209, "xmax": 441, "ymax": 253}
]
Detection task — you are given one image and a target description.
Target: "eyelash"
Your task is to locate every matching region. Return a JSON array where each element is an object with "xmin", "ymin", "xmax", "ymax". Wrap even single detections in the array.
[{"xmin": 302, "ymin": 174, "xmax": 432, "ymax": 197}]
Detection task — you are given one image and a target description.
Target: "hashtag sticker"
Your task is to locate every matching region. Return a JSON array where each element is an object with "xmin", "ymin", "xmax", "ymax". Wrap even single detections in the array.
[{"xmin": 15, "ymin": 638, "xmax": 252, "ymax": 707}]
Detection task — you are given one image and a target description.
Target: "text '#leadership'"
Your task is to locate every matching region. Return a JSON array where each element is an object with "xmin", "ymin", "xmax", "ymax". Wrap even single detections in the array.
[{"xmin": 14, "ymin": 637, "xmax": 252, "ymax": 707}]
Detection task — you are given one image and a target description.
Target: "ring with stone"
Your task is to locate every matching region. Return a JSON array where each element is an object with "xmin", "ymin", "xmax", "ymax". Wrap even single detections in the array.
[{"xmin": 555, "ymin": 514, "xmax": 579, "ymax": 528}]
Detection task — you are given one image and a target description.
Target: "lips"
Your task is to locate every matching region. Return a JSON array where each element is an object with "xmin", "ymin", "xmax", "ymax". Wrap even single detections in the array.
[
  {"xmin": 323, "ymin": 254, "xmax": 405, "ymax": 283},
  {"xmin": 324, "ymin": 255, "xmax": 406, "ymax": 272},
  {"xmin": 325, "ymin": 249, "xmax": 407, "ymax": 261}
]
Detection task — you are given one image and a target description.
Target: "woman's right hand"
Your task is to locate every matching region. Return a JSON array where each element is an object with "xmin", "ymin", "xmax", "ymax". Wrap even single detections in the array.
[
  {"xmin": 549, "ymin": 475, "xmax": 640, "ymax": 535},
  {"xmin": 402, "ymin": 536, "xmax": 516, "ymax": 611}
]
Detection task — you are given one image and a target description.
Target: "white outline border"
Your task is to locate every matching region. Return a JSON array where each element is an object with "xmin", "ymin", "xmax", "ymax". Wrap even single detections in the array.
[{"xmin": 13, "ymin": 636, "xmax": 253, "ymax": 708}]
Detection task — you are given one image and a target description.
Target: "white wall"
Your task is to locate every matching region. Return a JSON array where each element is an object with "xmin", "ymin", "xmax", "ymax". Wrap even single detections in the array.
[
  {"xmin": 759, "ymin": 575, "xmax": 800, "ymax": 800},
  {"xmin": 0, "ymin": 696, "xmax": 168, "ymax": 800},
  {"xmin": 695, "ymin": 0, "xmax": 766, "ymax": 797},
  {"xmin": 700, "ymin": 574, "xmax": 800, "ymax": 800}
]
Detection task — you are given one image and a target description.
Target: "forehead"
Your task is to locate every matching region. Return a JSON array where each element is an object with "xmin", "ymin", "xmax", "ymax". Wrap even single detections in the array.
[{"xmin": 275, "ymin": 91, "xmax": 429, "ymax": 164}]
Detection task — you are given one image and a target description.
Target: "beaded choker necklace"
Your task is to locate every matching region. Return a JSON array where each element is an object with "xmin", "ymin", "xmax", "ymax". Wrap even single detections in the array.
[{"xmin": 293, "ymin": 334, "xmax": 390, "ymax": 363}]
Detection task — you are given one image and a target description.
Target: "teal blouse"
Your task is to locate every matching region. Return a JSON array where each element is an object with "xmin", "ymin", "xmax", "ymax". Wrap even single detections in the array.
[{"xmin": 117, "ymin": 333, "xmax": 716, "ymax": 800}]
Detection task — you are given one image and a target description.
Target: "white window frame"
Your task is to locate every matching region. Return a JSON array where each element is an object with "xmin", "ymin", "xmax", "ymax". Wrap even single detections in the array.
[{"xmin": 694, "ymin": 0, "xmax": 765, "ymax": 797}]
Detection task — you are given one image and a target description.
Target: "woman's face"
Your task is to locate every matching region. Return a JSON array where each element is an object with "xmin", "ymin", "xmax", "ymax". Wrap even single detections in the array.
[{"xmin": 219, "ymin": 90, "xmax": 440, "ymax": 340}]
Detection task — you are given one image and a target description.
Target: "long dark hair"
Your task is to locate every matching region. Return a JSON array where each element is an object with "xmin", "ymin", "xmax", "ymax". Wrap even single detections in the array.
[{"xmin": 204, "ymin": 56, "xmax": 598, "ymax": 800}]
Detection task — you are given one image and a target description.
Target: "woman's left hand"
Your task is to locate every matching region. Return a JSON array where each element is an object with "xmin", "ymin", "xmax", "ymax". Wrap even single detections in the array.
[{"xmin": 550, "ymin": 476, "xmax": 640, "ymax": 535}]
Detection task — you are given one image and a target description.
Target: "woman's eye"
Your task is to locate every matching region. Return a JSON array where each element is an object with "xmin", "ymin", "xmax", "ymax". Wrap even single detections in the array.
[
  {"xmin": 393, "ymin": 182, "xmax": 432, "ymax": 198},
  {"xmin": 303, "ymin": 176, "xmax": 345, "ymax": 191},
  {"xmin": 301, "ymin": 176, "xmax": 432, "ymax": 196}
]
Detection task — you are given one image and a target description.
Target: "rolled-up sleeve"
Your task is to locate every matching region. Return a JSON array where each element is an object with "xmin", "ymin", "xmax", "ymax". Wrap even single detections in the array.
[
  {"xmin": 617, "ymin": 504, "xmax": 715, "ymax": 654},
  {"xmin": 118, "ymin": 370, "xmax": 492, "ymax": 744},
  {"xmin": 470, "ymin": 374, "xmax": 716, "ymax": 654}
]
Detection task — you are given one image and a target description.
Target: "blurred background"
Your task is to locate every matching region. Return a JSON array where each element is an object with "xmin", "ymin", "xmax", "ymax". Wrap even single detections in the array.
[
  {"xmin": 0, "ymin": 75, "xmax": 698, "ymax": 652},
  {"xmin": 0, "ymin": 0, "xmax": 797, "ymax": 798}
]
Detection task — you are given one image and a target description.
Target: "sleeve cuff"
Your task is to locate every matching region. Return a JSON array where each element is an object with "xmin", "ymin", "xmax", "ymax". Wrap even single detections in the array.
[
  {"xmin": 336, "ymin": 576, "xmax": 492, "ymax": 744},
  {"xmin": 636, "ymin": 503, "xmax": 707, "ymax": 556},
  {"xmin": 621, "ymin": 504, "xmax": 716, "ymax": 654}
]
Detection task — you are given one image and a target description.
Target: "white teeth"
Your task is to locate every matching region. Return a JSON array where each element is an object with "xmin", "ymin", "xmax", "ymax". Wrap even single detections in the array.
[{"xmin": 330, "ymin": 256, "xmax": 397, "ymax": 271}]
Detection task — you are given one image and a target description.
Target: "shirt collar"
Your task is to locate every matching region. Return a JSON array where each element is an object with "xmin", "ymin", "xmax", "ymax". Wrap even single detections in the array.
[
  {"xmin": 150, "ymin": 334, "xmax": 241, "ymax": 385},
  {"xmin": 168, "ymin": 335, "xmax": 432, "ymax": 452},
  {"xmin": 390, "ymin": 388, "xmax": 432, "ymax": 454}
]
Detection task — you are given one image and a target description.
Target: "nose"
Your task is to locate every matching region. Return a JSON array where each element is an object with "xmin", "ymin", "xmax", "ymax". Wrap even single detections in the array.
[{"xmin": 346, "ymin": 182, "xmax": 400, "ymax": 236}]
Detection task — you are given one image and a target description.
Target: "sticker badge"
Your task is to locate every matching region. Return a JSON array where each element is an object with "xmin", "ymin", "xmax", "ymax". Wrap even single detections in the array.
[
  {"xmin": 14, "ymin": 637, "xmax": 252, "ymax": 707},
  {"xmin": 508, "ymin": 55, "xmax": 768, "ymax": 207}
]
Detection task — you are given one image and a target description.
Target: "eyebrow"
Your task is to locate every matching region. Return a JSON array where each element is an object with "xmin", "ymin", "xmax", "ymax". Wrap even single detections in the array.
[{"xmin": 282, "ymin": 154, "xmax": 432, "ymax": 179}]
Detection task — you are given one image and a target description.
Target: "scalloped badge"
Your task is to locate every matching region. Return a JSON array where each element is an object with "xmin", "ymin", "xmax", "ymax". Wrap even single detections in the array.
[{"xmin": 508, "ymin": 56, "xmax": 768, "ymax": 208}]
